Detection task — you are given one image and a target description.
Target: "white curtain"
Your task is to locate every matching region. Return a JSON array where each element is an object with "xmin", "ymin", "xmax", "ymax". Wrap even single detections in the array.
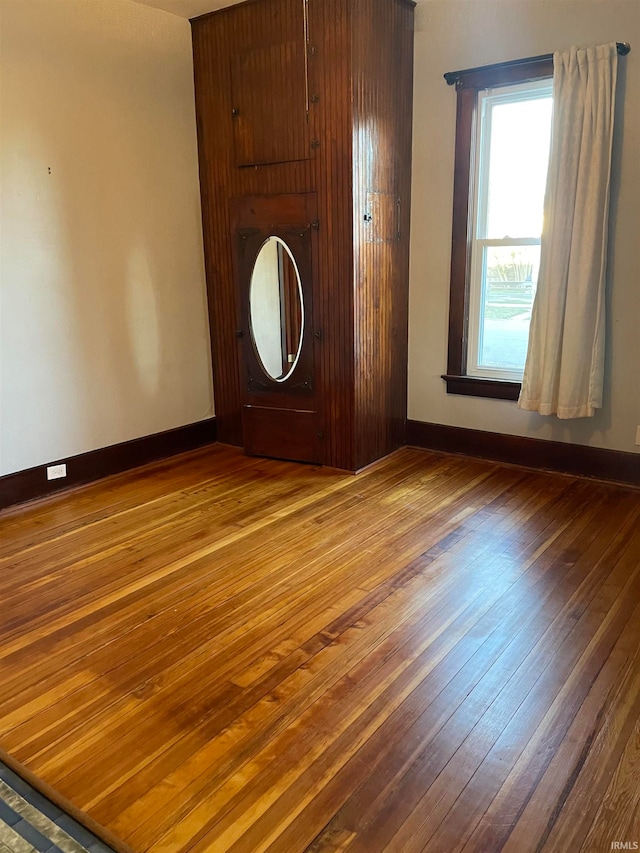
[{"xmin": 518, "ymin": 43, "xmax": 618, "ymax": 419}]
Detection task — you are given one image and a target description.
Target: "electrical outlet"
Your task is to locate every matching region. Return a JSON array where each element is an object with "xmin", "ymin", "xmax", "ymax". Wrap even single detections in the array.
[
  {"xmin": 636, "ymin": 426, "xmax": 640, "ymax": 446},
  {"xmin": 47, "ymin": 463, "xmax": 67, "ymax": 480}
]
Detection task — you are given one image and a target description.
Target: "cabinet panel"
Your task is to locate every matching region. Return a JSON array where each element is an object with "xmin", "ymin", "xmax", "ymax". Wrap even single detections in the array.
[
  {"xmin": 231, "ymin": 40, "xmax": 311, "ymax": 167},
  {"xmin": 242, "ymin": 405, "xmax": 322, "ymax": 463}
]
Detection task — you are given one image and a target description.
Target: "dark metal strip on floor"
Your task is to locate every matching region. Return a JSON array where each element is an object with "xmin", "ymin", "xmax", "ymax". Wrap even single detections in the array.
[{"xmin": 0, "ymin": 764, "xmax": 113, "ymax": 853}]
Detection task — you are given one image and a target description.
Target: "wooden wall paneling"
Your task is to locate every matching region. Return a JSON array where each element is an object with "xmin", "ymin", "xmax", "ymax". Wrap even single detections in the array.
[
  {"xmin": 351, "ymin": 0, "xmax": 415, "ymax": 470},
  {"xmin": 192, "ymin": 21, "xmax": 242, "ymax": 445},
  {"xmin": 229, "ymin": 191, "xmax": 317, "ymax": 232},
  {"xmin": 306, "ymin": 0, "xmax": 356, "ymax": 470}
]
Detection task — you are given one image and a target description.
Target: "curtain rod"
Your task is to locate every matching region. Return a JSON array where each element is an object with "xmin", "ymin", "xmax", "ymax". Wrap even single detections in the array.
[{"xmin": 444, "ymin": 43, "xmax": 631, "ymax": 86}]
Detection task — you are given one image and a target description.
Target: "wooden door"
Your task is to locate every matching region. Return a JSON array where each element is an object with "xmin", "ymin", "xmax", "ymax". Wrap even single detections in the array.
[
  {"xmin": 230, "ymin": 0, "xmax": 311, "ymax": 167},
  {"xmin": 232, "ymin": 193, "xmax": 322, "ymax": 464}
]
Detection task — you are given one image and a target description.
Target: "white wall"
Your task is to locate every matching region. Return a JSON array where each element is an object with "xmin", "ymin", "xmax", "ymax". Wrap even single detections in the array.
[
  {"xmin": 0, "ymin": 0, "xmax": 213, "ymax": 476},
  {"xmin": 409, "ymin": 0, "xmax": 640, "ymax": 453}
]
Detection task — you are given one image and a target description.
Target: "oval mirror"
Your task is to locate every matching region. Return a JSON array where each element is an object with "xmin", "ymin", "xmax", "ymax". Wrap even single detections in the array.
[{"xmin": 249, "ymin": 236, "xmax": 304, "ymax": 382}]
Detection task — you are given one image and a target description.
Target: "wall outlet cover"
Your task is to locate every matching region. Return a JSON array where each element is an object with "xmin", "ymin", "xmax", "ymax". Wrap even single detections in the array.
[
  {"xmin": 47, "ymin": 463, "xmax": 67, "ymax": 480},
  {"xmin": 636, "ymin": 426, "xmax": 640, "ymax": 446}
]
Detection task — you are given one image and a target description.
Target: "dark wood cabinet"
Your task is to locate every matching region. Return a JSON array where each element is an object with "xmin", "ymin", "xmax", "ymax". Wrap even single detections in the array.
[{"xmin": 192, "ymin": 0, "xmax": 415, "ymax": 471}]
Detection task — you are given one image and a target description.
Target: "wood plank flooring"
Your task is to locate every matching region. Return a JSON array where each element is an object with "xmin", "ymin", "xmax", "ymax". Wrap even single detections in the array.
[{"xmin": 1, "ymin": 445, "xmax": 639, "ymax": 852}]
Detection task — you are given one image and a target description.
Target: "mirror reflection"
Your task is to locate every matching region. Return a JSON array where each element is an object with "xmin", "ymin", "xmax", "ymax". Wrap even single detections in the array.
[{"xmin": 249, "ymin": 236, "xmax": 304, "ymax": 381}]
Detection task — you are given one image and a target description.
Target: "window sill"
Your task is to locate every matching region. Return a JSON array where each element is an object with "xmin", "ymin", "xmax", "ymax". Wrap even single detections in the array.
[{"xmin": 442, "ymin": 374, "xmax": 521, "ymax": 401}]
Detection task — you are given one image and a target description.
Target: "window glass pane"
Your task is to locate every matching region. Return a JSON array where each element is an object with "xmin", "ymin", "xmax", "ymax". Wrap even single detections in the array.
[
  {"xmin": 484, "ymin": 96, "xmax": 552, "ymax": 239},
  {"xmin": 478, "ymin": 245, "xmax": 541, "ymax": 371}
]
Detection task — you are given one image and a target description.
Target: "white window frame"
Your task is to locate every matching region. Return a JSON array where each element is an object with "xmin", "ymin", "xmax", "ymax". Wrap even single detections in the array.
[{"xmin": 466, "ymin": 79, "xmax": 553, "ymax": 381}]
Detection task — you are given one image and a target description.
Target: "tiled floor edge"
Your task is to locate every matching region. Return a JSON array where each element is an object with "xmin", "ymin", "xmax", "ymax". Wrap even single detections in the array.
[{"xmin": 0, "ymin": 752, "xmax": 131, "ymax": 853}]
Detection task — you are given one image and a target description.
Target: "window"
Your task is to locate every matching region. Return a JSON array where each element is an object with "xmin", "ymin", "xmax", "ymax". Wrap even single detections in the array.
[
  {"xmin": 443, "ymin": 57, "xmax": 553, "ymax": 400},
  {"xmin": 468, "ymin": 82, "xmax": 553, "ymax": 380}
]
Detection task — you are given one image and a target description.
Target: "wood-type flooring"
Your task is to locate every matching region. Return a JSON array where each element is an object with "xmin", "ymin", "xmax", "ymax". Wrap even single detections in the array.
[{"xmin": 1, "ymin": 445, "xmax": 639, "ymax": 852}]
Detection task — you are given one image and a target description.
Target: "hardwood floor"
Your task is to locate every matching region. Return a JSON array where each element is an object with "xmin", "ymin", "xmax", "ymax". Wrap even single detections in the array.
[{"xmin": 1, "ymin": 445, "xmax": 639, "ymax": 852}]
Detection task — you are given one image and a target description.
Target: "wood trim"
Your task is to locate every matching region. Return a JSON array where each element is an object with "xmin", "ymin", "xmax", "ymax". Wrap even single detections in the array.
[
  {"xmin": 0, "ymin": 419, "xmax": 217, "ymax": 512},
  {"xmin": 406, "ymin": 420, "xmax": 640, "ymax": 487},
  {"xmin": 447, "ymin": 85, "xmax": 476, "ymax": 377},
  {"xmin": 444, "ymin": 46, "xmax": 629, "ymax": 87},
  {"xmin": 190, "ymin": 0, "xmax": 272, "ymax": 23},
  {"xmin": 0, "ymin": 748, "xmax": 134, "ymax": 853},
  {"xmin": 444, "ymin": 56, "xmax": 554, "ymax": 89},
  {"xmin": 442, "ymin": 374, "xmax": 521, "ymax": 401},
  {"xmin": 191, "ymin": 0, "xmax": 416, "ymax": 18}
]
